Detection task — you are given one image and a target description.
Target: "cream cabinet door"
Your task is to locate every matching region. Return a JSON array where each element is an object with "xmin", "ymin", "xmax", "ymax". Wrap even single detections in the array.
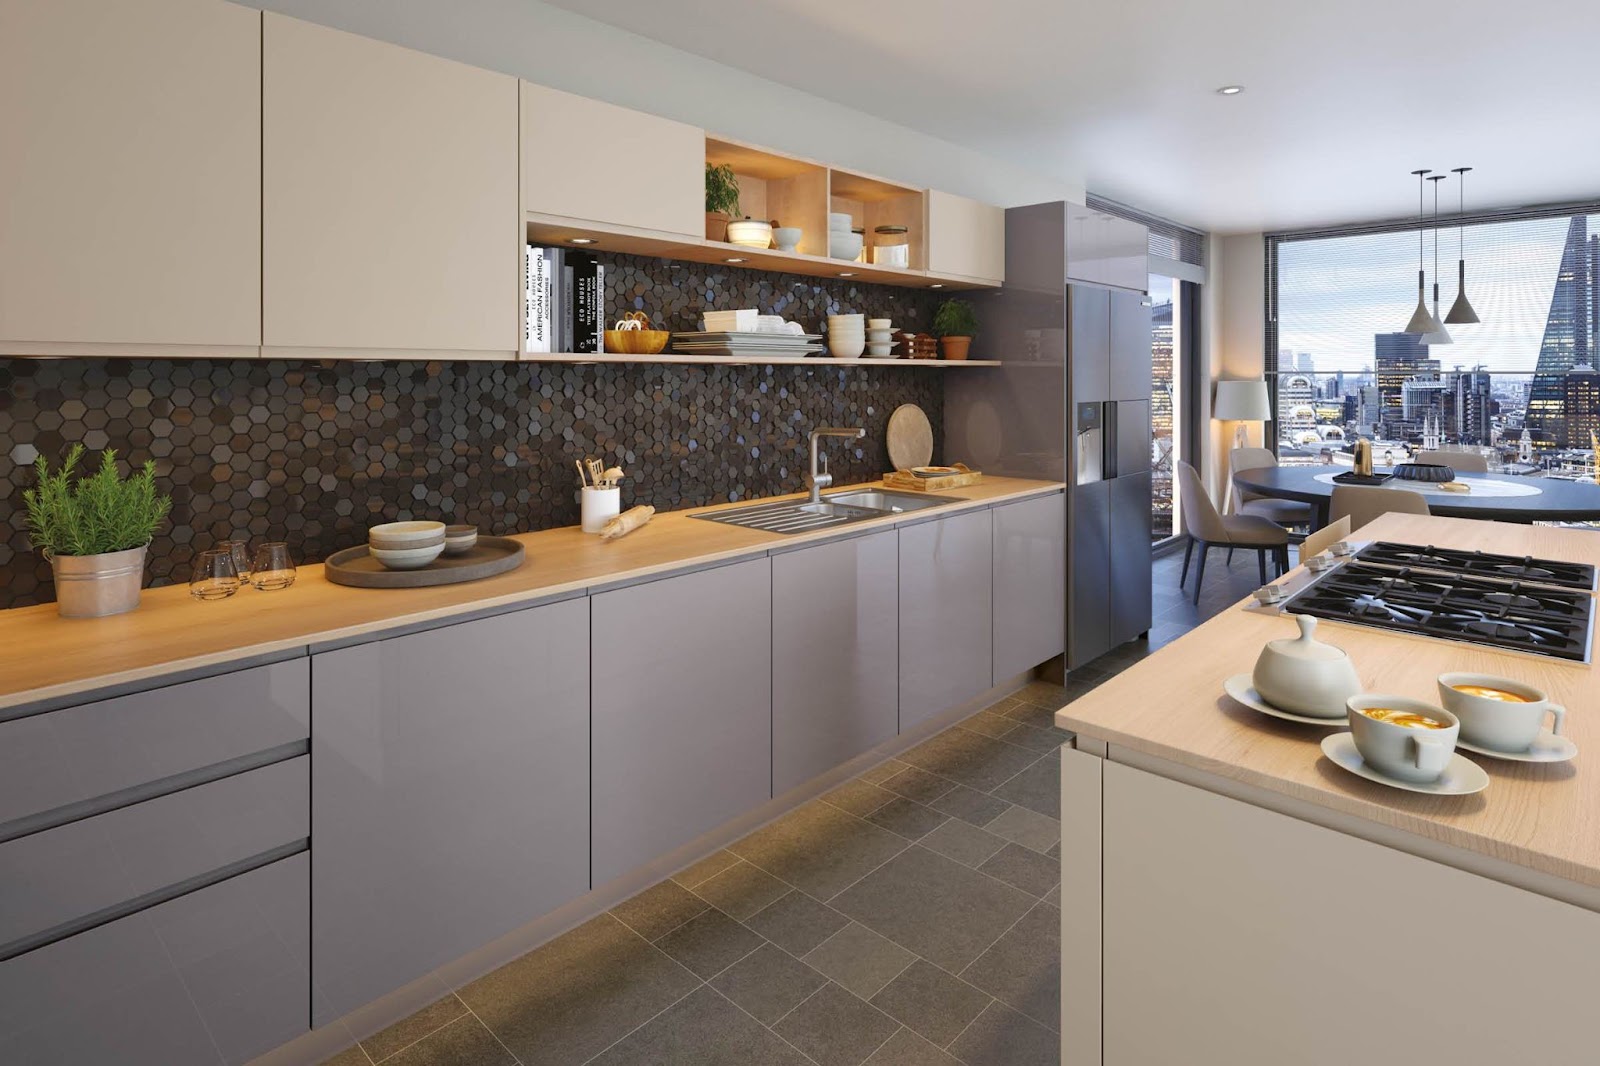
[
  {"xmin": 521, "ymin": 82, "xmax": 703, "ymax": 238},
  {"xmin": 0, "ymin": 0, "xmax": 261, "ymax": 357},
  {"xmin": 264, "ymin": 14, "xmax": 519, "ymax": 358},
  {"xmin": 926, "ymin": 190, "xmax": 1005, "ymax": 284}
]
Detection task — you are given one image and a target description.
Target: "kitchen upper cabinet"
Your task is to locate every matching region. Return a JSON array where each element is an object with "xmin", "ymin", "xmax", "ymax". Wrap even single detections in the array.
[
  {"xmin": 264, "ymin": 14, "xmax": 519, "ymax": 358},
  {"xmin": 591, "ymin": 559, "xmax": 773, "ymax": 886},
  {"xmin": 311, "ymin": 598, "xmax": 589, "ymax": 1024},
  {"xmin": 992, "ymin": 494, "xmax": 1066, "ymax": 682},
  {"xmin": 0, "ymin": 0, "xmax": 261, "ymax": 357},
  {"xmin": 521, "ymin": 82, "xmax": 703, "ymax": 238},
  {"xmin": 899, "ymin": 511, "xmax": 994, "ymax": 730},
  {"xmin": 927, "ymin": 190, "xmax": 1006, "ymax": 285},
  {"xmin": 1066, "ymin": 204, "xmax": 1148, "ymax": 293},
  {"xmin": 772, "ymin": 532, "xmax": 899, "ymax": 795}
]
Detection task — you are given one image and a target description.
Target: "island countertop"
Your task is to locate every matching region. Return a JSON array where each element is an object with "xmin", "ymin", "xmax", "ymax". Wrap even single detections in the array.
[
  {"xmin": 1056, "ymin": 512, "xmax": 1600, "ymax": 891},
  {"xmin": 0, "ymin": 476, "xmax": 1061, "ymax": 712}
]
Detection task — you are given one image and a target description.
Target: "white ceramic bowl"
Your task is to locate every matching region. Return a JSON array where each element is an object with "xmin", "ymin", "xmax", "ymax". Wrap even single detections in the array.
[
  {"xmin": 866, "ymin": 329, "xmax": 894, "ymax": 341},
  {"xmin": 867, "ymin": 318, "xmax": 891, "ymax": 329},
  {"xmin": 370, "ymin": 542, "xmax": 445, "ymax": 570},
  {"xmin": 829, "ymin": 335, "xmax": 866, "ymax": 358},
  {"xmin": 866, "ymin": 344, "xmax": 896, "ymax": 357},
  {"xmin": 772, "ymin": 227, "xmax": 802, "ymax": 252},
  {"xmin": 369, "ymin": 521, "xmax": 446, "ymax": 551},
  {"xmin": 726, "ymin": 218, "xmax": 774, "ymax": 248},
  {"xmin": 828, "ymin": 233, "xmax": 864, "ymax": 261},
  {"xmin": 827, "ymin": 313, "xmax": 864, "ymax": 325},
  {"xmin": 443, "ymin": 524, "xmax": 478, "ymax": 556},
  {"xmin": 828, "ymin": 212, "xmax": 854, "ymax": 233}
]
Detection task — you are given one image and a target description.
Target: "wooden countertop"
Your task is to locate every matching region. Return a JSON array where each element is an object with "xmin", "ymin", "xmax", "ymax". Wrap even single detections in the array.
[
  {"xmin": 1056, "ymin": 513, "xmax": 1600, "ymax": 890},
  {"xmin": 0, "ymin": 477, "xmax": 1061, "ymax": 712}
]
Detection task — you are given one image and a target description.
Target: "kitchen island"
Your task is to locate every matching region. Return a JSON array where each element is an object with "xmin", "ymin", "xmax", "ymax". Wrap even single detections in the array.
[{"xmin": 1056, "ymin": 512, "xmax": 1600, "ymax": 1066}]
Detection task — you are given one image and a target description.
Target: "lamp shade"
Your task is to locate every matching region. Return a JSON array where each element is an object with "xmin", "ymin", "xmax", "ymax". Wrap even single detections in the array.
[{"xmin": 1213, "ymin": 379, "xmax": 1271, "ymax": 421}]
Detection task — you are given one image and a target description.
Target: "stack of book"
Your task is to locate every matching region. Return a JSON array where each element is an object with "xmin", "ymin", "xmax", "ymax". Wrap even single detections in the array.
[
  {"xmin": 670, "ymin": 332, "xmax": 825, "ymax": 358},
  {"xmin": 525, "ymin": 246, "xmax": 606, "ymax": 354}
]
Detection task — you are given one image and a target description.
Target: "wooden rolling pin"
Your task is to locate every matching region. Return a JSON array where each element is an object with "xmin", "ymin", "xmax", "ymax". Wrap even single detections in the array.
[{"xmin": 599, "ymin": 505, "xmax": 655, "ymax": 540}]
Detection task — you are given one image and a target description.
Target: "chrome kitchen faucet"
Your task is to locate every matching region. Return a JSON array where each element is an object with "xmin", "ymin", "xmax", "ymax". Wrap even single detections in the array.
[{"xmin": 807, "ymin": 427, "xmax": 865, "ymax": 502}]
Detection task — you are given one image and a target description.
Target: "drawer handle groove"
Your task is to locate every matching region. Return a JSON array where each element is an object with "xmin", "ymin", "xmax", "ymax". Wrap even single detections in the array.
[
  {"xmin": 0, "ymin": 739, "xmax": 308, "ymax": 845},
  {"xmin": 0, "ymin": 838, "xmax": 308, "ymax": 963}
]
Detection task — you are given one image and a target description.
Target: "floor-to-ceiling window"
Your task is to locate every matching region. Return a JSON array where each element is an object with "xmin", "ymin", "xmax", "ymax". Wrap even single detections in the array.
[
  {"xmin": 1267, "ymin": 203, "xmax": 1600, "ymax": 478},
  {"xmin": 1149, "ymin": 274, "xmax": 1178, "ymax": 538}
]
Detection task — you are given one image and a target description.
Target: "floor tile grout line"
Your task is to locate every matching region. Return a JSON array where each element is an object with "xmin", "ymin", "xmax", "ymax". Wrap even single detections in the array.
[
  {"xmin": 700, "ymin": 984, "xmax": 826, "ymax": 1066},
  {"xmin": 361, "ymin": 1004, "xmax": 469, "ymax": 1065},
  {"xmin": 853, "ymin": 1022, "xmax": 910, "ymax": 1066},
  {"xmin": 574, "ymin": 980, "xmax": 706, "ymax": 1066},
  {"xmin": 456, "ymin": 1000, "xmax": 527, "ymax": 1066},
  {"xmin": 766, "ymin": 978, "xmax": 830, "ymax": 1030}
]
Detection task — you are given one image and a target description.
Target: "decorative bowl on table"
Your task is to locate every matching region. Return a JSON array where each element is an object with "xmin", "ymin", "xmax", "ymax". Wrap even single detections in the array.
[
  {"xmin": 1391, "ymin": 463, "xmax": 1456, "ymax": 483},
  {"xmin": 443, "ymin": 524, "xmax": 479, "ymax": 556},
  {"xmin": 370, "ymin": 543, "xmax": 445, "ymax": 570},
  {"xmin": 368, "ymin": 521, "xmax": 445, "ymax": 551}
]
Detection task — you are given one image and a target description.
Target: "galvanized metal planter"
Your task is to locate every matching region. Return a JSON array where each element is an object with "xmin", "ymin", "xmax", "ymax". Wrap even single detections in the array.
[{"xmin": 48, "ymin": 544, "xmax": 147, "ymax": 618}]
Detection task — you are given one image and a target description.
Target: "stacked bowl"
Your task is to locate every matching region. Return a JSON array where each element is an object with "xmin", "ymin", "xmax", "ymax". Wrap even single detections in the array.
[
  {"xmin": 866, "ymin": 318, "xmax": 898, "ymax": 358},
  {"xmin": 827, "ymin": 314, "xmax": 865, "ymax": 358},
  {"xmin": 829, "ymin": 213, "xmax": 863, "ymax": 261},
  {"xmin": 368, "ymin": 520, "xmax": 445, "ymax": 570}
]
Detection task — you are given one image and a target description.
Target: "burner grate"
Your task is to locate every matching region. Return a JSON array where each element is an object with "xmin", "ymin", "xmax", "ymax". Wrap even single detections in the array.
[{"xmin": 1355, "ymin": 541, "xmax": 1598, "ymax": 592}]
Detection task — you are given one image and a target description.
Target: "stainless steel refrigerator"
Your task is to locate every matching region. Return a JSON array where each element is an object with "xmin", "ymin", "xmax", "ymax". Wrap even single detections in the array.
[{"xmin": 945, "ymin": 201, "xmax": 1153, "ymax": 670}]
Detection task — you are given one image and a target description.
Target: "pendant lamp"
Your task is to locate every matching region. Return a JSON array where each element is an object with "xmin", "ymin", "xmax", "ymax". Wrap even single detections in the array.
[
  {"xmin": 1421, "ymin": 175, "xmax": 1453, "ymax": 345},
  {"xmin": 1403, "ymin": 169, "xmax": 1444, "ymax": 335},
  {"xmin": 1444, "ymin": 167, "xmax": 1481, "ymax": 324}
]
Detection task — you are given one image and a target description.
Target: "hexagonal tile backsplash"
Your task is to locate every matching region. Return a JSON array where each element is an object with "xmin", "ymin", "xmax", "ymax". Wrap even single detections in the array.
[{"xmin": 0, "ymin": 254, "xmax": 948, "ymax": 608}]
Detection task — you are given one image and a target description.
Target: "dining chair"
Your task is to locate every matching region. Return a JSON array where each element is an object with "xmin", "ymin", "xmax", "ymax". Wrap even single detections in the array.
[
  {"xmin": 1414, "ymin": 449, "xmax": 1490, "ymax": 474},
  {"xmin": 1329, "ymin": 485, "xmax": 1430, "ymax": 535},
  {"xmin": 1230, "ymin": 447, "xmax": 1315, "ymax": 528},
  {"xmin": 1176, "ymin": 461, "xmax": 1290, "ymax": 604},
  {"xmin": 1299, "ymin": 516, "xmax": 1352, "ymax": 562}
]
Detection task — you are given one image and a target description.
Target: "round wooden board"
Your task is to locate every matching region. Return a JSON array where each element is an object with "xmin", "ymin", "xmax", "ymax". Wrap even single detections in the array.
[
  {"xmin": 887, "ymin": 403, "xmax": 933, "ymax": 470},
  {"xmin": 324, "ymin": 536, "xmax": 526, "ymax": 588}
]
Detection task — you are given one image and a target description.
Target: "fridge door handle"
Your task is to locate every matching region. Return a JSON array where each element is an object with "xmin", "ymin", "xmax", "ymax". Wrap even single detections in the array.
[{"xmin": 1102, "ymin": 402, "xmax": 1118, "ymax": 480}]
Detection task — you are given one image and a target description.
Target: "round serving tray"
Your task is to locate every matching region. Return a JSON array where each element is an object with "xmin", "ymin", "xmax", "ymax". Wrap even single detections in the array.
[{"xmin": 324, "ymin": 536, "xmax": 525, "ymax": 588}]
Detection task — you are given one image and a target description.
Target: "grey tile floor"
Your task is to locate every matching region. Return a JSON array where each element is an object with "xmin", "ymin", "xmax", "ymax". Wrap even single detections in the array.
[{"xmin": 323, "ymin": 540, "xmax": 1262, "ymax": 1066}]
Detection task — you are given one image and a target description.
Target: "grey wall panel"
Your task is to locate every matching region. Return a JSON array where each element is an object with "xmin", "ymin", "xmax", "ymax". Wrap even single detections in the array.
[
  {"xmin": 0, "ymin": 658, "xmax": 310, "ymax": 826},
  {"xmin": 772, "ymin": 530, "xmax": 899, "ymax": 795},
  {"xmin": 0, "ymin": 852, "xmax": 309, "ymax": 1066},
  {"xmin": 0, "ymin": 756, "xmax": 307, "ymax": 950},
  {"xmin": 591, "ymin": 558, "xmax": 773, "ymax": 886},
  {"xmin": 992, "ymin": 494, "xmax": 1067, "ymax": 682},
  {"xmin": 312, "ymin": 597, "xmax": 590, "ymax": 1024},
  {"xmin": 899, "ymin": 511, "xmax": 994, "ymax": 730}
]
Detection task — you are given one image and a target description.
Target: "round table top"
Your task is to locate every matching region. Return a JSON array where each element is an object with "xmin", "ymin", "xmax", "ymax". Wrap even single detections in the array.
[{"xmin": 1233, "ymin": 466, "xmax": 1600, "ymax": 523}]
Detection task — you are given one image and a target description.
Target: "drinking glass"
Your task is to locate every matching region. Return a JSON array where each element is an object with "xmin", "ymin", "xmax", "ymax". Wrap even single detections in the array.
[
  {"xmin": 218, "ymin": 539, "xmax": 253, "ymax": 585},
  {"xmin": 250, "ymin": 542, "xmax": 297, "ymax": 591},
  {"xmin": 189, "ymin": 549, "xmax": 242, "ymax": 600}
]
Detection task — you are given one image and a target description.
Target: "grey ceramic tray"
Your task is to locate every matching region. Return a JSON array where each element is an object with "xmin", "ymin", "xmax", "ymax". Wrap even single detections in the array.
[{"xmin": 324, "ymin": 536, "xmax": 525, "ymax": 588}]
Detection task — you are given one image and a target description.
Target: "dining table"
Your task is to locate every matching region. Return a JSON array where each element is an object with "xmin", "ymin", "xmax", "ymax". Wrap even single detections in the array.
[{"xmin": 1232, "ymin": 465, "xmax": 1600, "ymax": 528}]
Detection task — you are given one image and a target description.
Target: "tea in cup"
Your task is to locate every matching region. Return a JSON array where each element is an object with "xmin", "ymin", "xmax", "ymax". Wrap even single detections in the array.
[
  {"xmin": 1437, "ymin": 672, "xmax": 1566, "ymax": 754},
  {"xmin": 1346, "ymin": 695, "xmax": 1460, "ymax": 783}
]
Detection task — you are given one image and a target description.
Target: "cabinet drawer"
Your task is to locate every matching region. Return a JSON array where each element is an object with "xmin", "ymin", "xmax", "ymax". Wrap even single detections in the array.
[
  {"xmin": 0, "ymin": 756, "xmax": 307, "ymax": 953},
  {"xmin": 0, "ymin": 658, "xmax": 309, "ymax": 830},
  {"xmin": 0, "ymin": 852, "xmax": 309, "ymax": 1066}
]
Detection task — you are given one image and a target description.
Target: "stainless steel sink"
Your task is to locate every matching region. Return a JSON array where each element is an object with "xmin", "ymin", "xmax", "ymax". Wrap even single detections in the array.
[{"xmin": 692, "ymin": 489, "xmax": 959, "ymax": 534}]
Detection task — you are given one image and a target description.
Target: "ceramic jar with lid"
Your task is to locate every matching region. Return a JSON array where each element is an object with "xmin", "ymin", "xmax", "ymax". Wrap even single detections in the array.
[
  {"xmin": 872, "ymin": 225, "xmax": 910, "ymax": 268},
  {"xmin": 1251, "ymin": 614, "xmax": 1363, "ymax": 718}
]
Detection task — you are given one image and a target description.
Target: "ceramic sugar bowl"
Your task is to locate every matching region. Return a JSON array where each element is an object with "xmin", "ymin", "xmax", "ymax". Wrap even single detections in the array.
[{"xmin": 1251, "ymin": 614, "xmax": 1362, "ymax": 718}]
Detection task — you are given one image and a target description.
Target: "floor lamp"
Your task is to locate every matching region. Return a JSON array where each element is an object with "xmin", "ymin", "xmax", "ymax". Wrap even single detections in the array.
[{"xmin": 1213, "ymin": 379, "xmax": 1271, "ymax": 513}]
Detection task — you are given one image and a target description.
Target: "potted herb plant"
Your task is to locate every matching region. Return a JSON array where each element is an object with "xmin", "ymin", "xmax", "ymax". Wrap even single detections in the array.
[
  {"xmin": 933, "ymin": 297, "xmax": 978, "ymax": 360},
  {"xmin": 23, "ymin": 445, "xmax": 171, "ymax": 618},
  {"xmin": 705, "ymin": 162, "xmax": 742, "ymax": 242}
]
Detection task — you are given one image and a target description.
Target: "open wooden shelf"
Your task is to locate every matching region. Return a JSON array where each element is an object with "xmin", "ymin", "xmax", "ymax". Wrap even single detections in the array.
[{"xmin": 520, "ymin": 352, "xmax": 1002, "ymax": 367}]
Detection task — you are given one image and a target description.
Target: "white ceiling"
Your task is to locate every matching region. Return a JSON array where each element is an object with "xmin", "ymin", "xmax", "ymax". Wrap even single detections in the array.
[{"xmin": 546, "ymin": 0, "xmax": 1600, "ymax": 234}]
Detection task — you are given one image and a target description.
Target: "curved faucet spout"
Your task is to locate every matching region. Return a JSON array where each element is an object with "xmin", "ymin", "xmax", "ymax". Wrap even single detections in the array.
[{"xmin": 807, "ymin": 426, "xmax": 866, "ymax": 502}]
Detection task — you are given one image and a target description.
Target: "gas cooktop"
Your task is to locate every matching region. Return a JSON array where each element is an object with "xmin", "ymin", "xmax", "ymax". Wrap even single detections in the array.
[{"xmin": 1278, "ymin": 547, "xmax": 1595, "ymax": 663}]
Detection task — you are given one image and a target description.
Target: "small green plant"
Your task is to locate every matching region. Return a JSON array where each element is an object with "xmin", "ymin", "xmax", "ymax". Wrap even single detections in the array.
[
  {"xmin": 933, "ymin": 298, "xmax": 978, "ymax": 338},
  {"xmin": 705, "ymin": 162, "xmax": 742, "ymax": 217},
  {"xmin": 23, "ymin": 445, "xmax": 171, "ymax": 557}
]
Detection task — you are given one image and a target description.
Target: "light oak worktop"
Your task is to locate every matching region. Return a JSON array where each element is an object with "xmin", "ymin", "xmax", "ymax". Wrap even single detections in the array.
[
  {"xmin": 1057, "ymin": 512, "xmax": 1600, "ymax": 890},
  {"xmin": 0, "ymin": 477, "xmax": 1060, "ymax": 712}
]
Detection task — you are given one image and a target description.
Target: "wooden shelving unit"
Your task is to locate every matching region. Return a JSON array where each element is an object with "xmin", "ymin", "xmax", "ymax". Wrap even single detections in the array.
[{"xmin": 520, "ymin": 352, "xmax": 1002, "ymax": 367}]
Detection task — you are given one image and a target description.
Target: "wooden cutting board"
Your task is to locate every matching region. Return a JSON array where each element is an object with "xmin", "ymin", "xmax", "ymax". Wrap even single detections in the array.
[{"xmin": 886, "ymin": 404, "xmax": 933, "ymax": 470}]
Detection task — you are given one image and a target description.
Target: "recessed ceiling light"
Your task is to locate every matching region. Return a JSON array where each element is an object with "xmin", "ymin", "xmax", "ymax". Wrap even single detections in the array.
[
  {"xmin": 725, "ymin": 257, "xmax": 748, "ymax": 263},
  {"xmin": 568, "ymin": 237, "xmax": 596, "ymax": 244},
  {"xmin": 930, "ymin": 283, "xmax": 944, "ymax": 289},
  {"xmin": 1215, "ymin": 85, "xmax": 1244, "ymax": 96},
  {"xmin": 839, "ymin": 272, "xmax": 856, "ymax": 277}
]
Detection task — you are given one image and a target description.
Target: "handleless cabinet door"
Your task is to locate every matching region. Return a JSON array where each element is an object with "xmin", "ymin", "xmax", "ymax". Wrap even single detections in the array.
[
  {"xmin": 1069, "ymin": 285, "xmax": 1110, "ymax": 400},
  {"xmin": 1101, "ymin": 215, "xmax": 1151, "ymax": 294},
  {"xmin": 992, "ymin": 494, "xmax": 1066, "ymax": 682},
  {"xmin": 591, "ymin": 558, "xmax": 773, "ymax": 886},
  {"xmin": 1108, "ymin": 291, "xmax": 1153, "ymax": 402},
  {"xmin": 0, "ymin": 0, "xmax": 261, "ymax": 356},
  {"xmin": 311, "ymin": 598, "xmax": 589, "ymax": 1024},
  {"xmin": 264, "ymin": 14, "xmax": 519, "ymax": 358},
  {"xmin": 772, "ymin": 532, "xmax": 899, "ymax": 795},
  {"xmin": 521, "ymin": 82, "xmax": 703, "ymax": 238},
  {"xmin": 927, "ymin": 190, "xmax": 1006, "ymax": 284},
  {"xmin": 1109, "ymin": 471, "xmax": 1153, "ymax": 646},
  {"xmin": 899, "ymin": 511, "xmax": 993, "ymax": 730}
]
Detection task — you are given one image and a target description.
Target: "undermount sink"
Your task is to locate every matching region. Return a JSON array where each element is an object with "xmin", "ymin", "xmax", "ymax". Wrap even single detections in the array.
[{"xmin": 692, "ymin": 489, "xmax": 960, "ymax": 535}]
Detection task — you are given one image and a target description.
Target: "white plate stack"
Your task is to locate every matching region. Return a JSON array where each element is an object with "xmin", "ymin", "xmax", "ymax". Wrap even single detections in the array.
[
  {"xmin": 827, "ymin": 314, "xmax": 864, "ymax": 358},
  {"xmin": 829, "ymin": 214, "xmax": 863, "ymax": 261},
  {"xmin": 866, "ymin": 318, "xmax": 898, "ymax": 358}
]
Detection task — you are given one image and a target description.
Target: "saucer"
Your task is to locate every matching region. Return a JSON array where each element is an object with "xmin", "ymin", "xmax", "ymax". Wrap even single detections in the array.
[
  {"xmin": 1320, "ymin": 732, "xmax": 1489, "ymax": 795},
  {"xmin": 1222, "ymin": 674, "xmax": 1346, "ymax": 727},
  {"xmin": 1456, "ymin": 731, "xmax": 1577, "ymax": 764}
]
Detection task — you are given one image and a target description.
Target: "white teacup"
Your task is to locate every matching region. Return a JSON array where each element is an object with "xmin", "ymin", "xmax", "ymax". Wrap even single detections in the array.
[
  {"xmin": 1347, "ymin": 695, "xmax": 1459, "ymax": 784},
  {"xmin": 1438, "ymin": 673, "xmax": 1566, "ymax": 754}
]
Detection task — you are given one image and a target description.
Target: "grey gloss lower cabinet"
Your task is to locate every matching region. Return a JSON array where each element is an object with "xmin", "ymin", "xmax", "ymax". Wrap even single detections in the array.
[
  {"xmin": 992, "ymin": 494, "xmax": 1066, "ymax": 682},
  {"xmin": 591, "ymin": 558, "xmax": 773, "ymax": 886},
  {"xmin": 899, "ymin": 510, "xmax": 994, "ymax": 730},
  {"xmin": 311, "ymin": 598, "xmax": 590, "ymax": 1024},
  {"xmin": 772, "ymin": 531, "xmax": 899, "ymax": 795}
]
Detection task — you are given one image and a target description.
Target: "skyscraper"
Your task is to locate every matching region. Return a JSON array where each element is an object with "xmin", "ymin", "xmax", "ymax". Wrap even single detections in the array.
[
  {"xmin": 1563, "ymin": 363, "xmax": 1600, "ymax": 449},
  {"xmin": 1374, "ymin": 332, "xmax": 1437, "ymax": 436},
  {"xmin": 1527, "ymin": 217, "xmax": 1598, "ymax": 441}
]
